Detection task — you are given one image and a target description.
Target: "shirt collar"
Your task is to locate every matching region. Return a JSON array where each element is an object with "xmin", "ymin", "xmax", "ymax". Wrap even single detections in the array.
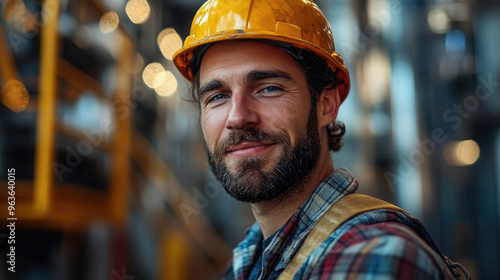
[
  {"xmin": 271, "ymin": 168, "xmax": 358, "ymax": 272},
  {"xmin": 230, "ymin": 168, "xmax": 358, "ymax": 278}
]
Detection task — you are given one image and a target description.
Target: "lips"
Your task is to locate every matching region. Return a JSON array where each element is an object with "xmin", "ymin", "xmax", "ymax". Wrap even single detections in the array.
[{"xmin": 226, "ymin": 141, "xmax": 275, "ymax": 157}]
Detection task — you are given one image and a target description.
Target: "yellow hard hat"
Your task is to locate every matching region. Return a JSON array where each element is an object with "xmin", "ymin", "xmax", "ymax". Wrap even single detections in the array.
[{"xmin": 172, "ymin": 0, "xmax": 350, "ymax": 103}]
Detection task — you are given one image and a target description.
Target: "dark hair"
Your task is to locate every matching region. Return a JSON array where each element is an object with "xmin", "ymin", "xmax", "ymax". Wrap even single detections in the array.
[{"xmin": 189, "ymin": 41, "xmax": 346, "ymax": 152}]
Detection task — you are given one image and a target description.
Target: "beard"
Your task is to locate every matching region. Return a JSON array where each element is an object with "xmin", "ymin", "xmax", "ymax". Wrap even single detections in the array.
[{"xmin": 205, "ymin": 105, "xmax": 321, "ymax": 204}]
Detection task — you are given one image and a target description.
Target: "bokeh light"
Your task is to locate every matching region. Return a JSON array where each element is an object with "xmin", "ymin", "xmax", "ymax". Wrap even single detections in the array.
[
  {"xmin": 428, "ymin": 8, "xmax": 450, "ymax": 34},
  {"xmin": 1, "ymin": 79, "xmax": 30, "ymax": 112},
  {"xmin": 125, "ymin": 0, "xmax": 151, "ymax": 24},
  {"xmin": 142, "ymin": 62, "xmax": 166, "ymax": 89},
  {"xmin": 2, "ymin": 0, "xmax": 27, "ymax": 23},
  {"xmin": 99, "ymin": 11, "xmax": 119, "ymax": 34},
  {"xmin": 445, "ymin": 140, "xmax": 481, "ymax": 166},
  {"xmin": 157, "ymin": 28, "xmax": 183, "ymax": 60},
  {"xmin": 154, "ymin": 71, "xmax": 178, "ymax": 97},
  {"xmin": 1, "ymin": 0, "xmax": 39, "ymax": 33}
]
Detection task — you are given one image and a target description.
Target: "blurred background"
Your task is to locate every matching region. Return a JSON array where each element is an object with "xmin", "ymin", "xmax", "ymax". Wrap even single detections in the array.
[{"xmin": 0, "ymin": 0, "xmax": 498, "ymax": 279}]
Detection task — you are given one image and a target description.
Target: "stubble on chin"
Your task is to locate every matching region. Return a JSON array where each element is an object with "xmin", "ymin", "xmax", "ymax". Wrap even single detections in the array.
[{"xmin": 205, "ymin": 130, "xmax": 291, "ymax": 203}]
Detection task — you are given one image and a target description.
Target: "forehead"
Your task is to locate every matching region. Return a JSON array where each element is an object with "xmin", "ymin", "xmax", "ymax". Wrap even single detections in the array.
[{"xmin": 198, "ymin": 40, "xmax": 305, "ymax": 82}]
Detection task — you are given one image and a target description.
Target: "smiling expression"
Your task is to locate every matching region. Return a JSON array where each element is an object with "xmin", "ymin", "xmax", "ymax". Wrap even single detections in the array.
[{"xmin": 198, "ymin": 40, "xmax": 321, "ymax": 203}]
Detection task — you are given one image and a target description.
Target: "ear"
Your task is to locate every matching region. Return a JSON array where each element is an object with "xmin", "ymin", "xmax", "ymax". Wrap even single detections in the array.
[{"xmin": 317, "ymin": 86, "xmax": 341, "ymax": 128}]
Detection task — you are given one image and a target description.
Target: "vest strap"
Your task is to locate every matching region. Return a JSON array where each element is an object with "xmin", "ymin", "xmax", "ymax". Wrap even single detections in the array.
[{"xmin": 277, "ymin": 193, "xmax": 404, "ymax": 279}]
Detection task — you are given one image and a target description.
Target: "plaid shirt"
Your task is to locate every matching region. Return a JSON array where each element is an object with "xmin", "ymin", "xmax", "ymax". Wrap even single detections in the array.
[{"xmin": 222, "ymin": 168, "xmax": 455, "ymax": 280}]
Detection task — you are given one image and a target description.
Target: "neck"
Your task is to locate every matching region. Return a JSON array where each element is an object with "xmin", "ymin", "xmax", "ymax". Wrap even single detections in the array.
[{"xmin": 251, "ymin": 150, "xmax": 334, "ymax": 239}]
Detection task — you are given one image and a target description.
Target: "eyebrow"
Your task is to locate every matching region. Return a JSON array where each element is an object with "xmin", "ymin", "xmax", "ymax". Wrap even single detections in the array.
[
  {"xmin": 197, "ymin": 69, "xmax": 294, "ymax": 99},
  {"xmin": 246, "ymin": 70, "xmax": 293, "ymax": 83},
  {"xmin": 198, "ymin": 79, "xmax": 224, "ymax": 99}
]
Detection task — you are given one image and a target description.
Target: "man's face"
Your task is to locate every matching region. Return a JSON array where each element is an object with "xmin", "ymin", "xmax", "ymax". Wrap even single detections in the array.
[{"xmin": 198, "ymin": 40, "xmax": 321, "ymax": 203}]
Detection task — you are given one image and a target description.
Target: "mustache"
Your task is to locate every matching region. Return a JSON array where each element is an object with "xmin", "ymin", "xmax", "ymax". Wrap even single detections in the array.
[{"xmin": 214, "ymin": 128, "xmax": 287, "ymax": 155}]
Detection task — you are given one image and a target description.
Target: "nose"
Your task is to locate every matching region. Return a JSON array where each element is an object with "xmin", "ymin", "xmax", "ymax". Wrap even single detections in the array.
[{"xmin": 225, "ymin": 93, "xmax": 259, "ymax": 130}]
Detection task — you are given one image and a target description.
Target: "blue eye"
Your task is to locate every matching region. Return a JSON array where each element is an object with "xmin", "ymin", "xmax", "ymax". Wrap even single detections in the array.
[
  {"xmin": 262, "ymin": 86, "xmax": 281, "ymax": 93},
  {"xmin": 207, "ymin": 93, "xmax": 229, "ymax": 104}
]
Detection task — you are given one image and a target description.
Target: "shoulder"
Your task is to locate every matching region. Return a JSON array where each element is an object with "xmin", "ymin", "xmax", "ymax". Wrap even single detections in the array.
[{"xmin": 307, "ymin": 220, "xmax": 453, "ymax": 279}]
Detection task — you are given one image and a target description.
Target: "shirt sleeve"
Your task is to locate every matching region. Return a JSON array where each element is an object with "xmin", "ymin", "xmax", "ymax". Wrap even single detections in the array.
[{"xmin": 307, "ymin": 222, "xmax": 454, "ymax": 280}]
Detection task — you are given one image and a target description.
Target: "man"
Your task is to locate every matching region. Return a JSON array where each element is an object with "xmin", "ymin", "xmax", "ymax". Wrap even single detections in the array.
[{"xmin": 173, "ymin": 0, "xmax": 469, "ymax": 279}]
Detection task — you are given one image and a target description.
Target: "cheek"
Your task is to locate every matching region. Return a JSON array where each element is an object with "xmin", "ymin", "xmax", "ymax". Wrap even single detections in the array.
[
  {"xmin": 201, "ymin": 110, "xmax": 227, "ymax": 148},
  {"xmin": 265, "ymin": 103, "xmax": 309, "ymax": 144}
]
